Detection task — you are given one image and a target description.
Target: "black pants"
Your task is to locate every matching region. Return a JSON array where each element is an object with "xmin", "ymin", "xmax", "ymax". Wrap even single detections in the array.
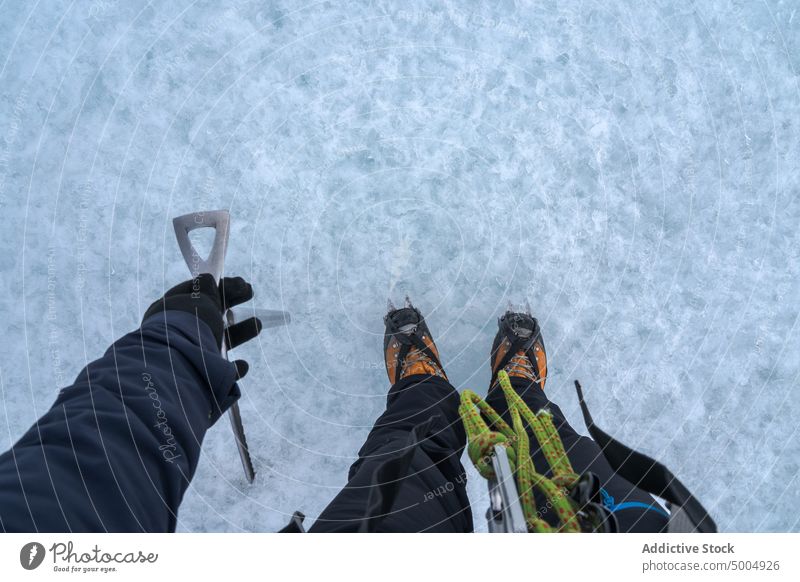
[{"xmin": 310, "ymin": 375, "xmax": 668, "ymax": 533}]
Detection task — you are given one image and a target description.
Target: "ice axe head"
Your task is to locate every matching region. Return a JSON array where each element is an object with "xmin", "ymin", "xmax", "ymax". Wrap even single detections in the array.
[{"xmin": 172, "ymin": 210, "xmax": 231, "ymax": 281}]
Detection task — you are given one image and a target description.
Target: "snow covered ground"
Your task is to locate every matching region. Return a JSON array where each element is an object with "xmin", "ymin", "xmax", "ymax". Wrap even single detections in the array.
[{"xmin": 1, "ymin": 0, "xmax": 799, "ymax": 532}]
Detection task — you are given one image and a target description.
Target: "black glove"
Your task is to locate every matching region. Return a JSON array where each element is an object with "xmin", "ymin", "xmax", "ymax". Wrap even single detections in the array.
[{"xmin": 143, "ymin": 273, "xmax": 263, "ymax": 379}]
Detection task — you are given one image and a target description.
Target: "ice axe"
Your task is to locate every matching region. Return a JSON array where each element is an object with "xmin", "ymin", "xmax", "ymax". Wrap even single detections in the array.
[{"xmin": 172, "ymin": 209, "xmax": 290, "ymax": 483}]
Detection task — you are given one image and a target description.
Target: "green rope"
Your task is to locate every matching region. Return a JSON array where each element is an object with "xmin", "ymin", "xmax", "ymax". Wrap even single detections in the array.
[{"xmin": 459, "ymin": 370, "xmax": 581, "ymax": 533}]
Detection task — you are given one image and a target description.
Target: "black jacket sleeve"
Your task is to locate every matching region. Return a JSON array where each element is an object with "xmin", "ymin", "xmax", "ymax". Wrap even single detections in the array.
[{"xmin": 0, "ymin": 310, "xmax": 240, "ymax": 532}]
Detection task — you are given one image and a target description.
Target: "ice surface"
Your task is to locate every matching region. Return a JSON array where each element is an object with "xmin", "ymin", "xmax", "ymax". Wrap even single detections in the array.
[{"xmin": 1, "ymin": 0, "xmax": 798, "ymax": 532}]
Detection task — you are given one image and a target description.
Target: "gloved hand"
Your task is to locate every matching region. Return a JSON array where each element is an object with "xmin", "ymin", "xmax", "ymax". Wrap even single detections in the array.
[{"xmin": 143, "ymin": 273, "xmax": 263, "ymax": 379}]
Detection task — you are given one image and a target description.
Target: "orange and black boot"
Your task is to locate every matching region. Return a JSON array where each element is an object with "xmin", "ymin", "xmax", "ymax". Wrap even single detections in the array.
[
  {"xmin": 490, "ymin": 310, "xmax": 547, "ymax": 389},
  {"xmin": 384, "ymin": 300, "xmax": 447, "ymax": 385}
]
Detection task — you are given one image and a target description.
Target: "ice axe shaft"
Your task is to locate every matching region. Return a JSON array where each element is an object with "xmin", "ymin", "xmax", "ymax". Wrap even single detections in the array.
[{"xmin": 172, "ymin": 210, "xmax": 256, "ymax": 483}]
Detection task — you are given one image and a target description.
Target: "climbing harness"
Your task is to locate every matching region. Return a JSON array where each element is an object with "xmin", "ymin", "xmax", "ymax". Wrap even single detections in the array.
[
  {"xmin": 459, "ymin": 371, "xmax": 717, "ymax": 533},
  {"xmin": 460, "ymin": 370, "xmax": 611, "ymax": 532}
]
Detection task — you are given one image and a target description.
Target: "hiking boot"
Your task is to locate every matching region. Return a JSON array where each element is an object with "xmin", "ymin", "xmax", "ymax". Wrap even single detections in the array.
[
  {"xmin": 490, "ymin": 311, "xmax": 547, "ymax": 388},
  {"xmin": 384, "ymin": 300, "xmax": 447, "ymax": 385}
]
